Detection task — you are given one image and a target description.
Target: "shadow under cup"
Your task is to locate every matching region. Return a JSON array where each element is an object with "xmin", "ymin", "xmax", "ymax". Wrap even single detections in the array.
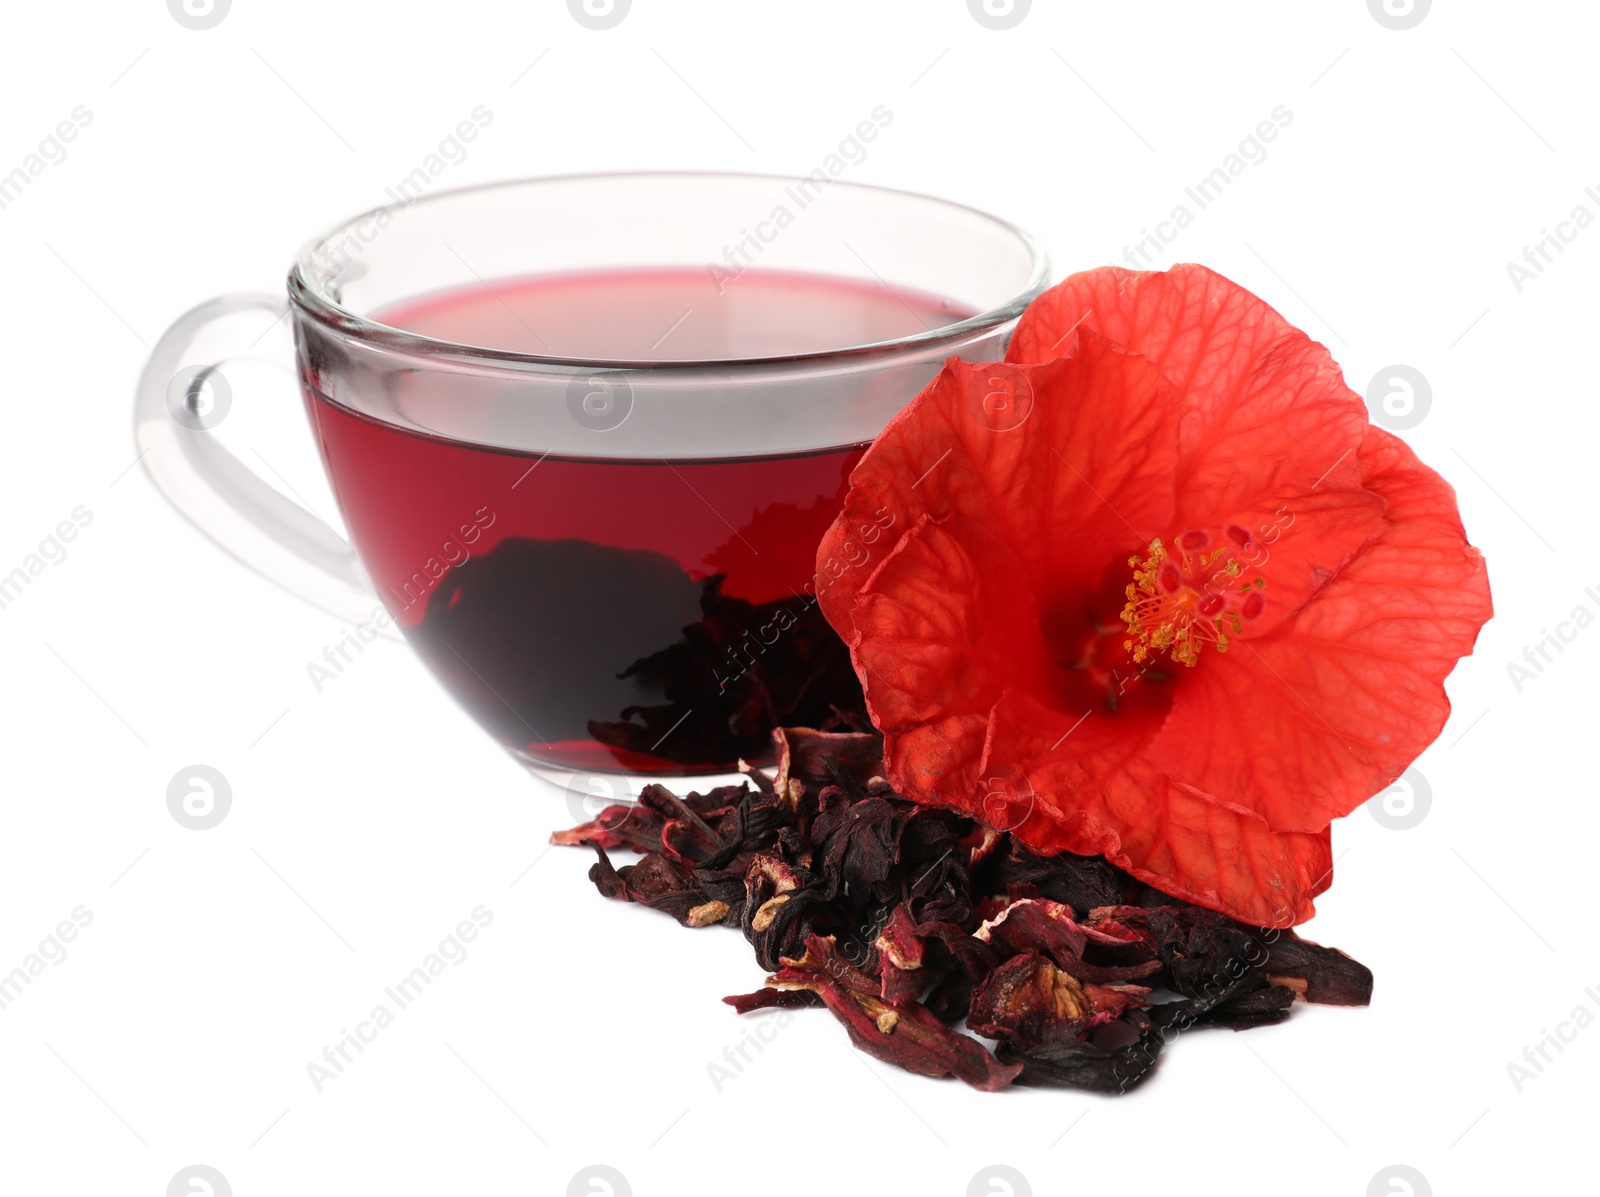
[{"xmin": 289, "ymin": 173, "xmax": 1048, "ymax": 781}]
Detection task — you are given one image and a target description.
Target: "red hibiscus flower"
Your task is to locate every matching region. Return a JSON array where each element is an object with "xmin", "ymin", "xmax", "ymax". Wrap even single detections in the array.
[{"xmin": 814, "ymin": 265, "xmax": 1492, "ymax": 928}]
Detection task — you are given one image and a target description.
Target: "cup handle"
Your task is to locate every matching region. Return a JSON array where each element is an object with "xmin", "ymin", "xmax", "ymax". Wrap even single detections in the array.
[{"xmin": 134, "ymin": 295, "xmax": 398, "ymax": 637}]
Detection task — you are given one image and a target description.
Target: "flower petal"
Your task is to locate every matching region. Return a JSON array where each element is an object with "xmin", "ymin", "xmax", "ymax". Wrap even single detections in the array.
[
  {"xmin": 819, "ymin": 334, "xmax": 1182, "ymax": 654},
  {"xmin": 1009, "ymin": 265, "xmax": 1386, "ymax": 634},
  {"xmin": 845, "ymin": 514, "xmax": 1053, "ymax": 804},
  {"xmin": 975, "ymin": 689, "xmax": 1331, "ymax": 927},
  {"xmin": 1148, "ymin": 425, "xmax": 1493, "ymax": 832}
]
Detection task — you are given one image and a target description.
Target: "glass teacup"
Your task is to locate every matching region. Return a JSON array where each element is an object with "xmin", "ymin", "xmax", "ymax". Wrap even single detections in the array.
[{"xmin": 134, "ymin": 172, "xmax": 1048, "ymax": 783}]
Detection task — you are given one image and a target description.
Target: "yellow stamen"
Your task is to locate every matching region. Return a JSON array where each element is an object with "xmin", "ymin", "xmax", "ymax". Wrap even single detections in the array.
[{"xmin": 1120, "ymin": 533, "xmax": 1267, "ymax": 668}]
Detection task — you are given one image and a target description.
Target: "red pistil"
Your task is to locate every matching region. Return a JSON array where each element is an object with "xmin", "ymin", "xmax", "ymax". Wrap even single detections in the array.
[{"xmin": 1122, "ymin": 528, "xmax": 1267, "ymax": 667}]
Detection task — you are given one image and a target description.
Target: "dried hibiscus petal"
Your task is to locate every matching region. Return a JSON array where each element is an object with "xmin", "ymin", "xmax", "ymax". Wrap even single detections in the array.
[
  {"xmin": 637, "ymin": 783, "xmax": 725, "ymax": 865},
  {"xmin": 722, "ymin": 987, "xmax": 822, "ymax": 1015},
  {"xmin": 977, "ymin": 898, "xmax": 1087, "ymax": 960},
  {"xmin": 987, "ymin": 840, "xmax": 1139, "ymax": 914},
  {"xmin": 586, "ymin": 847, "xmax": 733, "ymax": 927},
  {"xmin": 969, "ymin": 954, "xmax": 1115, "ymax": 1047},
  {"xmin": 695, "ymin": 786, "xmax": 793, "ymax": 873},
  {"xmin": 773, "ymin": 727, "xmax": 884, "ymax": 800},
  {"xmin": 997, "ymin": 1016, "xmax": 1165, "ymax": 1094},
  {"xmin": 1263, "ymin": 934, "xmax": 1375, "ymax": 1006},
  {"xmin": 762, "ymin": 935, "xmax": 1020, "ymax": 1092},
  {"xmin": 1154, "ymin": 978, "xmax": 1298, "ymax": 1032},
  {"xmin": 1144, "ymin": 907, "xmax": 1266, "ymax": 1004},
  {"xmin": 808, "ymin": 789, "xmax": 904, "ymax": 902},
  {"xmin": 589, "ymin": 574, "xmax": 866, "ymax": 768},
  {"xmin": 549, "ymin": 799, "xmax": 665, "ymax": 855},
  {"xmin": 740, "ymin": 853, "xmax": 839, "ymax": 972},
  {"xmin": 976, "ymin": 899, "xmax": 1162, "ymax": 986},
  {"xmin": 874, "ymin": 905, "xmax": 927, "ymax": 1006}
]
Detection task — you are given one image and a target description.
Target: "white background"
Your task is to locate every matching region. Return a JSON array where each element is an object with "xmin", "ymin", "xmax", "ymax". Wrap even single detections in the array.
[{"xmin": 0, "ymin": 2, "xmax": 1593, "ymax": 1194}]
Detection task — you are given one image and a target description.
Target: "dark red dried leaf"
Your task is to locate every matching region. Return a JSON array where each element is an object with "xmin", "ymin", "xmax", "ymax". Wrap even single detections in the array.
[
  {"xmin": 875, "ymin": 905, "xmax": 927, "ymax": 1006},
  {"xmin": 589, "ymin": 574, "xmax": 866, "ymax": 768},
  {"xmin": 549, "ymin": 801, "xmax": 665, "ymax": 855},
  {"xmin": 1264, "ymin": 935, "xmax": 1375, "ymax": 1006},
  {"xmin": 979, "ymin": 900, "xmax": 1166, "ymax": 987},
  {"xmin": 773, "ymin": 727, "xmax": 885, "ymax": 800},
  {"xmin": 585, "ymin": 846, "xmax": 734, "ymax": 928},
  {"xmin": 722, "ymin": 987, "xmax": 823, "ymax": 1015},
  {"xmin": 997, "ymin": 1018, "xmax": 1165, "ymax": 1094},
  {"xmin": 770, "ymin": 935, "xmax": 1020, "ymax": 1092},
  {"xmin": 967, "ymin": 952, "xmax": 1151, "ymax": 1048},
  {"xmin": 1153, "ymin": 979, "xmax": 1298, "ymax": 1032}
]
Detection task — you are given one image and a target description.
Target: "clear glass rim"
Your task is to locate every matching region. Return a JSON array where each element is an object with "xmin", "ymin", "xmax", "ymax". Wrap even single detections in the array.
[{"xmin": 286, "ymin": 170, "xmax": 1051, "ymax": 372}]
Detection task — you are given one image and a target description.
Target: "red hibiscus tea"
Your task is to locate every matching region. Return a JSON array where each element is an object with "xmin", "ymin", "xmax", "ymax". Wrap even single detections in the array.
[
  {"xmin": 138, "ymin": 175, "xmax": 1046, "ymax": 782},
  {"xmin": 306, "ymin": 268, "xmax": 975, "ymax": 775}
]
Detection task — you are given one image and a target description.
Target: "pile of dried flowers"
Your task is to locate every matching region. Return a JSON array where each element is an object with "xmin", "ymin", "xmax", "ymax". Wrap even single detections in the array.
[{"xmin": 553, "ymin": 726, "xmax": 1371, "ymax": 1093}]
